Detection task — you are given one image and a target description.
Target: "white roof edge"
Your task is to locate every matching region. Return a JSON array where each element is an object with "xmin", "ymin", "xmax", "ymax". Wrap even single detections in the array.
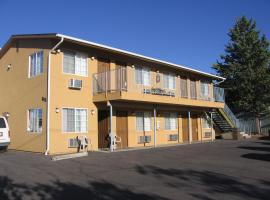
[{"xmin": 56, "ymin": 33, "xmax": 225, "ymax": 80}]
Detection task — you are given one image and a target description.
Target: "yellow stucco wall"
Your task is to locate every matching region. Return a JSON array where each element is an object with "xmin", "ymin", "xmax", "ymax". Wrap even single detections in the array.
[
  {"xmin": 48, "ymin": 52, "xmax": 99, "ymax": 155},
  {"xmin": 0, "ymin": 39, "xmax": 50, "ymax": 152},
  {"xmin": 0, "ymin": 38, "xmax": 217, "ymax": 155}
]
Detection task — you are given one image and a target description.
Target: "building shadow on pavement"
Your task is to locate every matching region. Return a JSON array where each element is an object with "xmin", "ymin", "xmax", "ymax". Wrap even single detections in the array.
[
  {"xmin": 135, "ymin": 165, "xmax": 270, "ymax": 200},
  {"xmin": 0, "ymin": 176, "xmax": 169, "ymax": 200}
]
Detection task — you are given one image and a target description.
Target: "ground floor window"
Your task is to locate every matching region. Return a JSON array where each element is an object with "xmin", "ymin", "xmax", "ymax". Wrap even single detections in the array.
[
  {"xmin": 27, "ymin": 108, "xmax": 42, "ymax": 133},
  {"xmin": 202, "ymin": 116, "xmax": 211, "ymax": 128},
  {"xmin": 136, "ymin": 112, "xmax": 151, "ymax": 131},
  {"xmin": 164, "ymin": 112, "xmax": 178, "ymax": 130},
  {"xmin": 62, "ymin": 108, "xmax": 87, "ymax": 133}
]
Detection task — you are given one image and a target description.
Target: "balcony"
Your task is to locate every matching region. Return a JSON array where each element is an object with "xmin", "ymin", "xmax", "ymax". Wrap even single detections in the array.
[{"xmin": 93, "ymin": 67, "xmax": 225, "ymax": 108}]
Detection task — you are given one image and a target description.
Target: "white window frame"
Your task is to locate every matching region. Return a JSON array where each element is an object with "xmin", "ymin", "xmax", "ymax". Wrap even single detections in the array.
[
  {"xmin": 163, "ymin": 73, "xmax": 176, "ymax": 90},
  {"xmin": 62, "ymin": 107, "xmax": 88, "ymax": 133},
  {"xmin": 164, "ymin": 112, "xmax": 178, "ymax": 130},
  {"xmin": 136, "ymin": 111, "xmax": 152, "ymax": 131},
  {"xmin": 62, "ymin": 50, "xmax": 88, "ymax": 77},
  {"xmin": 28, "ymin": 51, "xmax": 43, "ymax": 78},
  {"xmin": 27, "ymin": 108, "xmax": 42, "ymax": 133},
  {"xmin": 202, "ymin": 116, "xmax": 211, "ymax": 129},
  {"xmin": 135, "ymin": 66, "xmax": 151, "ymax": 86}
]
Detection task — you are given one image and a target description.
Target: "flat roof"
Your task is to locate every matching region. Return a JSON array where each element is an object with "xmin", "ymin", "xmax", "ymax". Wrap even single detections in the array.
[{"xmin": 0, "ymin": 33, "xmax": 225, "ymax": 80}]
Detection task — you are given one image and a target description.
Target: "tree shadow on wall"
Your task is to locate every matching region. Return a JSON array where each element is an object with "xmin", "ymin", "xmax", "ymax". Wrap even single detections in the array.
[
  {"xmin": 0, "ymin": 176, "xmax": 169, "ymax": 200},
  {"xmin": 135, "ymin": 165, "xmax": 270, "ymax": 200}
]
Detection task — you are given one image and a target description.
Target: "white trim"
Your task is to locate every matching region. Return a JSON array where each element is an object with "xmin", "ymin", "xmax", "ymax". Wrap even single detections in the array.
[
  {"xmin": 61, "ymin": 107, "xmax": 88, "ymax": 134},
  {"xmin": 45, "ymin": 37, "xmax": 64, "ymax": 155},
  {"xmin": 56, "ymin": 34, "xmax": 225, "ymax": 80}
]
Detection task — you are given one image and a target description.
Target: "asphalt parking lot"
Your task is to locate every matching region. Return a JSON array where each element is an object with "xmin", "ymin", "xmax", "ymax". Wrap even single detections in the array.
[{"xmin": 0, "ymin": 138, "xmax": 270, "ymax": 200}]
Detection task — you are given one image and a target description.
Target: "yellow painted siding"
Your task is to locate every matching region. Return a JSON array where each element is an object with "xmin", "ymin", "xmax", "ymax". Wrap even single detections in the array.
[{"xmin": 0, "ymin": 39, "xmax": 50, "ymax": 152}]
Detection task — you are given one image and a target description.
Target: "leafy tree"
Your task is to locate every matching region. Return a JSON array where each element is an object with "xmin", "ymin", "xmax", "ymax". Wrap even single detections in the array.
[{"xmin": 213, "ymin": 16, "xmax": 270, "ymax": 133}]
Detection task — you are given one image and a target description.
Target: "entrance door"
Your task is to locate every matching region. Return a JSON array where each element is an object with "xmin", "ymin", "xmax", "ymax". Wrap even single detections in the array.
[
  {"xmin": 98, "ymin": 110, "xmax": 110, "ymax": 149},
  {"xmin": 182, "ymin": 115, "xmax": 189, "ymax": 142},
  {"xmin": 192, "ymin": 115, "xmax": 199, "ymax": 141},
  {"xmin": 116, "ymin": 111, "xmax": 128, "ymax": 148}
]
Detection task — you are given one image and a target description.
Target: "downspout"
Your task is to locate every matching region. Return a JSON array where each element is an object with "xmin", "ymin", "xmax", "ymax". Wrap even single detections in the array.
[
  {"xmin": 213, "ymin": 79, "xmax": 225, "ymax": 86},
  {"xmin": 45, "ymin": 37, "xmax": 64, "ymax": 155}
]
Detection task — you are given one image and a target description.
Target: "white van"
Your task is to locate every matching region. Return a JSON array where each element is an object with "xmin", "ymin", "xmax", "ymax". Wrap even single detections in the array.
[{"xmin": 0, "ymin": 116, "xmax": 10, "ymax": 151}]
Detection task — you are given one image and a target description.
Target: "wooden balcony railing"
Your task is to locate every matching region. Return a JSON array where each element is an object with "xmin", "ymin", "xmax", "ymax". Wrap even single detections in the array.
[{"xmin": 93, "ymin": 67, "xmax": 225, "ymax": 103}]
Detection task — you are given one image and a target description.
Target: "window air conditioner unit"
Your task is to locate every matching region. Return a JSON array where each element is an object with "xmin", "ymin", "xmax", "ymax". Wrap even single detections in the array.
[
  {"xmin": 168, "ymin": 134, "xmax": 178, "ymax": 141},
  {"xmin": 138, "ymin": 135, "xmax": 152, "ymax": 144},
  {"xmin": 204, "ymin": 132, "xmax": 212, "ymax": 138},
  {"xmin": 68, "ymin": 138, "xmax": 79, "ymax": 148},
  {"xmin": 69, "ymin": 79, "xmax": 82, "ymax": 89}
]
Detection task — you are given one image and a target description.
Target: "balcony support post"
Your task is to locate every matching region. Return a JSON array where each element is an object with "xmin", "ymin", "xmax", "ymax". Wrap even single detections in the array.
[
  {"xmin": 108, "ymin": 101, "xmax": 114, "ymax": 152},
  {"xmin": 210, "ymin": 112, "xmax": 214, "ymax": 141},
  {"xmin": 154, "ymin": 106, "xmax": 157, "ymax": 147},
  {"xmin": 188, "ymin": 111, "xmax": 192, "ymax": 143}
]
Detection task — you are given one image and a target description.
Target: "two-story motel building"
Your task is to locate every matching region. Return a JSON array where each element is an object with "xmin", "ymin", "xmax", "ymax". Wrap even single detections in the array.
[{"xmin": 0, "ymin": 34, "xmax": 225, "ymax": 155}]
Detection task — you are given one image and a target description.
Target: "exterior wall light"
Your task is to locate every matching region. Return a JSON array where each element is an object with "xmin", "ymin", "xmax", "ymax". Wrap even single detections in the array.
[
  {"xmin": 55, "ymin": 108, "xmax": 60, "ymax": 113},
  {"xmin": 90, "ymin": 109, "xmax": 95, "ymax": 115},
  {"xmin": 7, "ymin": 64, "xmax": 12, "ymax": 71},
  {"xmin": 91, "ymin": 56, "xmax": 95, "ymax": 60},
  {"xmin": 3, "ymin": 112, "xmax": 10, "ymax": 119}
]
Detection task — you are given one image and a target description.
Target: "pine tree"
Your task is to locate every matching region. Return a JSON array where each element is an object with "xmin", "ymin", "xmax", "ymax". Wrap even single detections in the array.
[{"xmin": 213, "ymin": 16, "xmax": 270, "ymax": 133}]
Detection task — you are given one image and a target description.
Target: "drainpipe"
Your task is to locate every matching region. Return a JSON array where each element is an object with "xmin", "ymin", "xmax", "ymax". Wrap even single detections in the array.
[
  {"xmin": 153, "ymin": 106, "xmax": 157, "ymax": 147},
  {"xmin": 108, "ymin": 101, "xmax": 114, "ymax": 152},
  {"xmin": 188, "ymin": 111, "xmax": 192, "ymax": 143},
  {"xmin": 45, "ymin": 37, "xmax": 64, "ymax": 155},
  {"xmin": 213, "ymin": 79, "xmax": 225, "ymax": 86}
]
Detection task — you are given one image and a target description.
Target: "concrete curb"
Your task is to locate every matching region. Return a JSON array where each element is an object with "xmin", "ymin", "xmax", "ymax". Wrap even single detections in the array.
[{"xmin": 51, "ymin": 152, "xmax": 88, "ymax": 161}]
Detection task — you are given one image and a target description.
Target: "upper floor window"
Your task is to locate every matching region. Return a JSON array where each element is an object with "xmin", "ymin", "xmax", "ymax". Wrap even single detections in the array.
[
  {"xmin": 163, "ymin": 74, "xmax": 175, "ymax": 90},
  {"xmin": 62, "ymin": 108, "xmax": 87, "ymax": 133},
  {"xmin": 27, "ymin": 108, "xmax": 42, "ymax": 133},
  {"xmin": 63, "ymin": 51, "xmax": 88, "ymax": 76},
  {"xmin": 200, "ymin": 82, "xmax": 209, "ymax": 98},
  {"xmin": 135, "ymin": 66, "xmax": 150, "ymax": 86},
  {"xmin": 164, "ymin": 112, "xmax": 177, "ymax": 130},
  {"xmin": 136, "ymin": 111, "xmax": 151, "ymax": 131},
  {"xmin": 29, "ymin": 51, "xmax": 43, "ymax": 77}
]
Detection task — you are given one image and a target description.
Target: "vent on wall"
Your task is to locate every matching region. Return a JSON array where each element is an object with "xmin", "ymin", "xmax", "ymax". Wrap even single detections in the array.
[
  {"xmin": 204, "ymin": 132, "xmax": 212, "ymax": 138},
  {"xmin": 168, "ymin": 134, "xmax": 178, "ymax": 141},
  {"xmin": 69, "ymin": 79, "xmax": 82, "ymax": 89},
  {"xmin": 68, "ymin": 138, "xmax": 79, "ymax": 148},
  {"xmin": 138, "ymin": 135, "xmax": 151, "ymax": 143}
]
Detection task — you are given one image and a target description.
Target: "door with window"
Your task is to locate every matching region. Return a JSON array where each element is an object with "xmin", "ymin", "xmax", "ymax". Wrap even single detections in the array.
[{"xmin": 116, "ymin": 111, "xmax": 128, "ymax": 149}]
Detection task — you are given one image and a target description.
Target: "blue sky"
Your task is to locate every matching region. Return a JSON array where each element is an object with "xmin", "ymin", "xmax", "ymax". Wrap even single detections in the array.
[{"xmin": 0, "ymin": 0, "xmax": 269, "ymax": 74}]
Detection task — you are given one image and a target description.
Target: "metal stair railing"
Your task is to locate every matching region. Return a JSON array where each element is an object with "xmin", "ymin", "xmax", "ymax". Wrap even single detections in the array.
[{"xmin": 223, "ymin": 104, "xmax": 239, "ymax": 128}]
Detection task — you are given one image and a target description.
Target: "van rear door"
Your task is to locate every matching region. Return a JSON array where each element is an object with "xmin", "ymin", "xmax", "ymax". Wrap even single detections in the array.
[{"xmin": 0, "ymin": 117, "xmax": 10, "ymax": 146}]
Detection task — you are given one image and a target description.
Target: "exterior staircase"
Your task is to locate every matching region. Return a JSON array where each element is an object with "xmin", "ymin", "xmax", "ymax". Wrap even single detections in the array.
[{"xmin": 212, "ymin": 107, "xmax": 235, "ymax": 133}]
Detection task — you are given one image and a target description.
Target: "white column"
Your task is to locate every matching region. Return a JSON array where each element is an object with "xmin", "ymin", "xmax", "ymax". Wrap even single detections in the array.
[
  {"xmin": 210, "ymin": 112, "xmax": 214, "ymax": 141},
  {"xmin": 154, "ymin": 107, "xmax": 157, "ymax": 147},
  {"xmin": 188, "ymin": 111, "xmax": 192, "ymax": 143},
  {"xmin": 108, "ymin": 102, "xmax": 114, "ymax": 152}
]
